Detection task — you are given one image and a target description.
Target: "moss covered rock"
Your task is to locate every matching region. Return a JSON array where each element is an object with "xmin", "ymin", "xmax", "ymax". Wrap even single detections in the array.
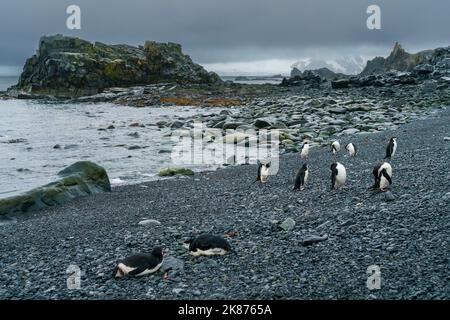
[
  {"xmin": 0, "ymin": 161, "xmax": 111, "ymax": 216},
  {"xmin": 8, "ymin": 34, "xmax": 221, "ymax": 98}
]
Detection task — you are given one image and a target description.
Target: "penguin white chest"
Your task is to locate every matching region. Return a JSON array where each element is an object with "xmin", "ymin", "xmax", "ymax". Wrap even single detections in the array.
[
  {"xmin": 304, "ymin": 170, "xmax": 309, "ymax": 184},
  {"xmin": 300, "ymin": 145, "xmax": 309, "ymax": 158},
  {"xmin": 332, "ymin": 141, "xmax": 340, "ymax": 154},
  {"xmin": 260, "ymin": 166, "xmax": 269, "ymax": 182},
  {"xmin": 392, "ymin": 141, "xmax": 397, "ymax": 157},
  {"xmin": 190, "ymin": 248, "xmax": 228, "ymax": 256},
  {"xmin": 334, "ymin": 163, "xmax": 346, "ymax": 188},
  {"xmin": 379, "ymin": 176, "xmax": 390, "ymax": 189},
  {"xmin": 347, "ymin": 144, "xmax": 356, "ymax": 156},
  {"xmin": 117, "ymin": 261, "xmax": 162, "ymax": 277}
]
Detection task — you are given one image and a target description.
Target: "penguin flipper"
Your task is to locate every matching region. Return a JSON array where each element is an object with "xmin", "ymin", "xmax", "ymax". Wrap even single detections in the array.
[{"xmin": 381, "ymin": 170, "xmax": 392, "ymax": 185}]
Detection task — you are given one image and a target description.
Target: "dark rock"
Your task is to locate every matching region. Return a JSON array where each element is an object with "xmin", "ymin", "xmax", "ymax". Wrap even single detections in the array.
[
  {"xmin": 300, "ymin": 234, "xmax": 328, "ymax": 246},
  {"xmin": 8, "ymin": 34, "xmax": 221, "ymax": 98},
  {"xmin": 254, "ymin": 119, "xmax": 272, "ymax": 129}
]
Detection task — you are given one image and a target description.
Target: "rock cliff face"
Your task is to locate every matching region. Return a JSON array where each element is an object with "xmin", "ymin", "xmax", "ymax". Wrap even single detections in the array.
[
  {"xmin": 361, "ymin": 42, "xmax": 433, "ymax": 75},
  {"xmin": 9, "ymin": 35, "xmax": 221, "ymax": 98}
]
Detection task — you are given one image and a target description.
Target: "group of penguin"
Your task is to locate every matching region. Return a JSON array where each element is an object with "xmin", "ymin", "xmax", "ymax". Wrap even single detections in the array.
[
  {"xmin": 113, "ymin": 137, "xmax": 398, "ymax": 279},
  {"xmin": 257, "ymin": 136, "xmax": 397, "ymax": 193},
  {"xmin": 113, "ymin": 234, "xmax": 234, "ymax": 279}
]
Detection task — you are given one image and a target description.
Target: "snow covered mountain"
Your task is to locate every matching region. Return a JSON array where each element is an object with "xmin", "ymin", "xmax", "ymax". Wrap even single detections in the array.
[{"xmin": 291, "ymin": 56, "xmax": 367, "ymax": 76}]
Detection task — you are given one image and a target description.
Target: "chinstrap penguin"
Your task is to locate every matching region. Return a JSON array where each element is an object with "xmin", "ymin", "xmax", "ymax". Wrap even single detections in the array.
[
  {"xmin": 183, "ymin": 234, "xmax": 234, "ymax": 256},
  {"xmin": 113, "ymin": 247, "xmax": 164, "ymax": 279},
  {"xmin": 370, "ymin": 162, "xmax": 393, "ymax": 191},
  {"xmin": 330, "ymin": 162, "xmax": 347, "ymax": 189},
  {"xmin": 300, "ymin": 142, "xmax": 310, "ymax": 159},
  {"xmin": 385, "ymin": 137, "xmax": 397, "ymax": 159},
  {"xmin": 256, "ymin": 161, "xmax": 271, "ymax": 183},
  {"xmin": 293, "ymin": 163, "xmax": 308, "ymax": 191},
  {"xmin": 345, "ymin": 142, "xmax": 357, "ymax": 157},
  {"xmin": 331, "ymin": 140, "xmax": 341, "ymax": 155}
]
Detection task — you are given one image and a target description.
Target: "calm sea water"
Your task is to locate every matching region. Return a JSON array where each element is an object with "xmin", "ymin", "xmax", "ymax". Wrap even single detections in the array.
[{"xmin": 0, "ymin": 100, "xmax": 228, "ymax": 198}]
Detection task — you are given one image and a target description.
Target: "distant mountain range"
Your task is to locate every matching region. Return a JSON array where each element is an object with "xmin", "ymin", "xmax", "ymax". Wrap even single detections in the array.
[
  {"xmin": 291, "ymin": 56, "xmax": 366, "ymax": 76},
  {"xmin": 289, "ymin": 42, "xmax": 450, "ymax": 80}
]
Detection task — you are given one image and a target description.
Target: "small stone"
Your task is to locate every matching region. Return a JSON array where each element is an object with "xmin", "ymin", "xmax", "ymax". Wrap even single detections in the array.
[
  {"xmin": 384, "ymin": 191, "xmax": 395, "ymax": 202},
  {"xmin": 160, "ymin": 256, "xmax": 184, "ymax": 273},
  {"xmin": 172, "ymin": 288, "xmax": 185, "ymax": 294},
  {"xmin": 279, "ymin": 218, "xmax": 296, "ymax": 232},
  {"xmin": 138, "ymin": 219, "xmax": 161, "ymax": 226}
]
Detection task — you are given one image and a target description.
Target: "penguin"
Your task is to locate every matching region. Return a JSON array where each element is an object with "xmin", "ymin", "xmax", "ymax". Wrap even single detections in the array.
[
  {"xmin": 256, "ymin": 161, "xmax": 270, "ymax": 183},
  {"xmin": 330, "ymin": 162, "xmax": 346, "ymax": 189},
  {"xmin": 300, "ymin": 142, "xmax": 310, "ymax": 159},
  {"xmin": 183, "ymin": 234, "xmax": 233, "ymax": 256},
  {"xmin": 385, "ymin": 137, "xmax": 397, "ymax": 159},
  {"xmin": 113, "ymin": 247, "xmax": 164, "ymax": 279},
  {"xmin": 378, "ymin": 162, "xmax": 393, "ymax": 191},
  {"xmin": 369, "ymin": 163, "xmax": 382, "ymax": 190},
  {"xmin": 331, "ymin": 140, "xmax": 341, "ymax": 155},
  {"xmin": 293, "ymin": 163, "xmax": 308, "ymax": 191},
  {"xmin": 370, "ymin": 162, "xmax": 393, "ymax": 191},
  {"xmin": 345, "ymin": 142, "xmax": 357, "ymax": 157}
]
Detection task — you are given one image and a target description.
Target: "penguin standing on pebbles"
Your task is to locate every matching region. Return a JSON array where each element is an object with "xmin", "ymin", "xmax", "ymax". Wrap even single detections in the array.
[
  {"xmin": 300, "ymin": 142, "xmax": 310, "ymax": 159},
  {"xmin": 183, "ymin": 234, "xmax": 234, "ymax": 256},
  {"xmin": 113, "ymin": 247, "xmax": 164, "ymax": 279},
  {"xmin": 370, "ymin": 162, "xmax": 393, "ymax": 191},
  {"xmin": 331, "ymin": 140, "xmax": 341, "ymax": 155},
  {"xmin": 256, "ymin": 161, "xmax": 270, "ymax": 183},
  {"xmin": 385, "ymin": 137, "xmax": 397, "ymax": 159},
  {"xmin": 330, "ymin": 162, "xmax": 347, "ymax": 189},
  {"xmin": 293, "ymin": 164, "xmax": 308, "ymax": 191},
  {"xmin": 345, "ymin": 142, "xmax": 357, "ymax": 157},
  {"xmin": 378, "ymin": 163, "xmax": 393, "ymax": 191}
]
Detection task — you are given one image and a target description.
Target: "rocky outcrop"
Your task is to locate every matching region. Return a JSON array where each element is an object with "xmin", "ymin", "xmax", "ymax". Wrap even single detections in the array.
[
  {"xmin": 291, "ymin": 67, "xmax": 345, "ymax": 80},
  {"xmin": 0, "ymin": 161, "xmax": 111, "ymax": 216},
  {"xmin": 281, "ymin": 70, "xmax": 325, "ymax": 87},
  {"xmin": 361, "ymin": 42, "xmax": 434, "ymax": 75},
  {"xmin": 8, "ymin": 34, "xmax": 221, "ymax": 98},
  {"xmin": 333, "ymin": 43, "xmax": 450, "ymax": 89}
]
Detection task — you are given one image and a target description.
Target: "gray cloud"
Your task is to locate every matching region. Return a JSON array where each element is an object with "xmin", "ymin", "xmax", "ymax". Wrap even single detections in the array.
[{"xmin": 0, "ymin": 0, "xmax": 449, "ymax": 72}]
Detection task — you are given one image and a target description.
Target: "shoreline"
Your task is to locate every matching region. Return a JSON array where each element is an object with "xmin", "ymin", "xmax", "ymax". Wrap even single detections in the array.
[{"xmin": 0, "ymin": 107, "xmax": 449, "ymax": 299}]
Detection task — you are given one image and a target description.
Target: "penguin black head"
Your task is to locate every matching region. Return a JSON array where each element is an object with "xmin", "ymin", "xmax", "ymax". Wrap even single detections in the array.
[
  {"xmin": 151, "ymin": 246, "xmax": 164, "ymax": 259},
  {"xmin": 301, "ymin": 163, "xmax": 308, "ymax": 171},
  {"xmin": 330, "ymin": 163, "xmax": 337, "ymax": 171}
]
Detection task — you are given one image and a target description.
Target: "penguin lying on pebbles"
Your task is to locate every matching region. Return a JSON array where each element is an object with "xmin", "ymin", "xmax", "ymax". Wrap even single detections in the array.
[
  {"xmin": 345, "ymin": 142, "xmax": 357, "ymax": 157},
  {"xmin": 113, "ymin": 247, "xmax": 164, "ymax": 279},
  {"xmin": 300, "ymin": 142, "xmax": 310, "ymax": 159},
  {"xmin": 256, "ymin": 161, "xmax": 270, "ymax": 183},
  {"xmin": 293, "ymin": 163, "xmax": 308, "ymax": 191},
  {"xmin": 330, "ymin": 162, "xmax": 346, "ymax": 189},
  {"xmin": 385, "ymin": 137, "xmax": 397, "ymax": 159},
  {"xmin": 183, "ymin": 234, "xmax": 234, "ymax": 256},
  {"xmin": 331, "ymin": 140, "xmax": 341, "ymax": 155},
  {"xmin": 370, "ymin": 162, "xmax": 393, "ymax": 192}
]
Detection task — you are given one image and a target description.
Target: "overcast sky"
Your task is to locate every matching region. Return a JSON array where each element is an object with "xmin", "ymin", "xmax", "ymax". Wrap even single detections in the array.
[{"xmin": 0, "ymin": 0, "xmax": 449, "ymax": 75}]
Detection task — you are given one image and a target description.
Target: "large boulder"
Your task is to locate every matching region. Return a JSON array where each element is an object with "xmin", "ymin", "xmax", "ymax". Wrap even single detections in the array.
[
  {"xmin": 0, "ymin": 161, "xmax": 111, "ymax": 216},
  {"xmin": 8, "ymin": 34, "xmax": 221, "ymax": 98}
]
